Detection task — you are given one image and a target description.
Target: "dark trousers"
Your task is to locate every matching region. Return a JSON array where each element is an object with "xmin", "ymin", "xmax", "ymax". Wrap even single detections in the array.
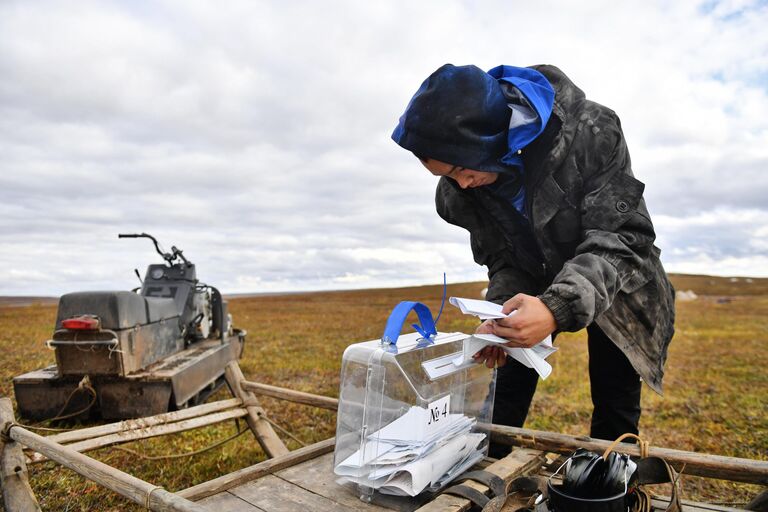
[{"xmin": 488, "ymin": 324, "xmax": 642, "ymax": 458}]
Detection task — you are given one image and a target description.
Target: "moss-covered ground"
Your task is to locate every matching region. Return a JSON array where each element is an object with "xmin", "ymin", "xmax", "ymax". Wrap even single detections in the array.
[{"xmin": 0, "ymin": 273, "xmax": 765, "ymax": 510}]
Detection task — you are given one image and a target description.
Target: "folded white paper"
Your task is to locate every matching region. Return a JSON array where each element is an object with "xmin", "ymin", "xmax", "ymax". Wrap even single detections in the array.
[
  {"xmin": 339, "ymin": 430, "xmax": 485, "ymax": 496},
  {"xmin": 448, "ymin": 297, "xmax": 557, "ymax": 379},
  {"xmin": 452, "ymin": 334, "xmax": 555, "ymax": 378},
  {"xmin": 334, "ymin": 405, "xmax": 486, "ymax": 496},
  {"xmin": 448, "ymin": 297, "xmax": 508, "ymax": 320}
]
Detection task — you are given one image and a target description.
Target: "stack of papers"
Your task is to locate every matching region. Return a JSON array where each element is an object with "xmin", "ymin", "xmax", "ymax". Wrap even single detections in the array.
[
  {"xmin": 448, "ymin": 297, "xmax": 557, "ymax": 379},
  {"xmin": 334, "ymin": 406, "xmax": 486, "ymax": 496}
]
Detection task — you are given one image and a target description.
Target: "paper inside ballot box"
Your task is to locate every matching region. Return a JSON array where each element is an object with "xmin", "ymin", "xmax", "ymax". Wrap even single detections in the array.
[{"xmin": 334, "ymin": 405, "xmax": 485, "ymax": 496}]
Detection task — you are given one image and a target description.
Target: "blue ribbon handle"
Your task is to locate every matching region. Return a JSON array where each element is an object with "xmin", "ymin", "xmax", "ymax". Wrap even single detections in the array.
[{"xmin": 382, "ymin": 301, "xmax": 437, "ymax": 345}]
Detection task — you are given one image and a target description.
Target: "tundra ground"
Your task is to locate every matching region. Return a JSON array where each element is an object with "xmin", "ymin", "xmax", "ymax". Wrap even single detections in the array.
[{"xmin": 0, "ymin": 274, "xmax": 765, "ymax": 510}]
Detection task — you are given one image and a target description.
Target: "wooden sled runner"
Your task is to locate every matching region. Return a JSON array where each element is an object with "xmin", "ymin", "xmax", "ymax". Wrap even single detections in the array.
[{"xmin": 2, "ymin": 362, "xmax": 767, "ymax": 511}]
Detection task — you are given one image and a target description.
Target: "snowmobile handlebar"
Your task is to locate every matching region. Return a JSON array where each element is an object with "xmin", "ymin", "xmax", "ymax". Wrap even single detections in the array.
[{"xmin": 118, "ymin": 233, "xmax": 188, "ymax": 265}]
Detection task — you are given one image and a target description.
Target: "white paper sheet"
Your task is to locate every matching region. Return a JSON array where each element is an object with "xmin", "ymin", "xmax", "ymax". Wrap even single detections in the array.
[
  {"xmin": 451, "ymin": 334, "xmax": 555, "ymax": 378},
  {"xmin": 448, "ymin": 297, "xmax": 510, "ymax": 319},
  {"xmin": 334, "ymin": 405, "xmax": 486, "ymax": 496},
  {"xmin": 340, "ymin": 432, "xmax": 486, "ymax": 496},
  {"xmin": 448, "ymin": 297, "xmax": 558, "ymax": 379}
]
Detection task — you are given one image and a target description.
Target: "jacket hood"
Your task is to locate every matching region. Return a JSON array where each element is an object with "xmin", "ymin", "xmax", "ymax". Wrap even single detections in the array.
[
  {"xmin": 488, "ymin": 65, "xmax": 555, "ymax": 168},
  {"xmin": 392, "ymin": 64, "xmax": 555, "ymax": 174}
]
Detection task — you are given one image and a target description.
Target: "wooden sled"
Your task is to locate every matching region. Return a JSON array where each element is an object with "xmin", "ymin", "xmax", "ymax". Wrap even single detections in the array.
[{"xmin": 2, "ymin": 362, "xmax": 766, "ymax": 511}]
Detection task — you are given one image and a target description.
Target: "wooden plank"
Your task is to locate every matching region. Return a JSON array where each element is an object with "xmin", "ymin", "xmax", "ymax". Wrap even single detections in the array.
[
  {"xmin": 225, "ymin": 362, "xmax": 289, "ymax": 458},
  {"xmin": 651, "ymin": 495, "xmax": 746, "ymax": 511},
  {"xmin": 491, "ymin": 424, "xmax": 768, "ymax": 485},
  {"xmin": 229, "ymin": 474, "xmax": 358, "ymax": 511},
  {"xmin": 0, "ymin": 398, "xmax": 41, "ymax": 512},
  {"xmin": 199, "ymin": 491, "xmax": 265, "ymax": 511},
  {"xmin": 241, "ymin": 381, "xmax": 339, "ymax": 411},
  {"xmin": 29, "ymin": 408, "xmax": 248, "ymax": 464},
  {"xmin": 7, "ymin": 423, "xmax": 207, "ymax": 512},
  {"xmin": 46, "ymin": 398, "xmax": 243, "ymax": 445},
  {"xmin": 178, "ymin": 438, "xmax": 335, "ymax": 501},
  {"xmin": 274, "ymin": 452, "xmax": 394, "ymax": 511},
  {"xmin": 415, "ymin": 448, "xmax": 545, "ymax": 512}
]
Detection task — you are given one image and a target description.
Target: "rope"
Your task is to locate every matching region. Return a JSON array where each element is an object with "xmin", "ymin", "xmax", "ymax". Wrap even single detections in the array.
[
  {"xmin": 0, "ymin": 421, "xmax": 18, "ymax": 443},
  {"xmin": 260, "ymin": 414, "xmax": 307, "ymax": 447},
  {"xmin": 145, "ymin": 485, "xmax": 162, "ymax": 510},
  {"xmin": 32, "ymin": 376, "xmax": 97, "ymax": 425},
  {"xmin": 630, "ymin": 487, "xmax": 653, "ymax": 512},
  {"xmin": 113, "ymin": 421, "xmax": 249, "ymax": 461},
  {"xmin": 602, "ymin": 432, "xmax": 650, "ymax": 459}
]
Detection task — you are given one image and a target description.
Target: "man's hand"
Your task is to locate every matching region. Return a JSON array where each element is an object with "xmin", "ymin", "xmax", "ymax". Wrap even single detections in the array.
[
  {"xmin": 471, "ymin": 295, "xmax": 557, "ymax": 368},
  {"xmin": 473, "ymin": 320, "xmax": 507, "ymax": 368},
  {"xmin": 492, "ymin": 294, "xmax": 557, "ymax": 348}
]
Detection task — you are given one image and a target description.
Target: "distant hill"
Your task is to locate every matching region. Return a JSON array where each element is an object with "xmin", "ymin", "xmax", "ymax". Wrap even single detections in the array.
[
  {"xmin": 668, "ymin": 274, "xmax": 768, "ymax": 296},
  {"xmin": 0, "ymin": 296, "xmax": 58, "ymax": 308},
  {"xmin": 0, "ymin": 273, "xmax": 765, "ymax": 309}
]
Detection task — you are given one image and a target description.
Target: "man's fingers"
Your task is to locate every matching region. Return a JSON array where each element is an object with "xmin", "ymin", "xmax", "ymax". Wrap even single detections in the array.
[
  {"xmin": 493, "ymin": 315, "xmax": 523, "ymax": 329},
  {"xmin": 491, "ymin": 323, "xmax": 538, "ymax": 348},
  {"xmin": 472, "ymin": 345, "xmax": 517, "ymax": 367},
  {"xmin": 501, "ymin": 293, "xmax": 527, "ymax": 315},
  {"xmin": 475, "ymin": 319, "xmax": 494, "ymax": 334},
  {"xmin": 495, "ymin": 348, "xmax": 507, "ymax": 367},
  {"xmin": 491, "ymin": 321, "xmax": 524, "ymax": 341},
  {"xmin": 473, "ymin": 346, "xmax": 493, "ymax": 362},
  {"xmin": 473, "ymin": 346, "xmax": 504, "ymax": 368}
]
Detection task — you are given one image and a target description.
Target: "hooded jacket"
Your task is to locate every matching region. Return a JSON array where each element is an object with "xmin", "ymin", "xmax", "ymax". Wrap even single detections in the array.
[{"xmin": 415, "ymin": 65, "xmax": 675, "ymax": 394}]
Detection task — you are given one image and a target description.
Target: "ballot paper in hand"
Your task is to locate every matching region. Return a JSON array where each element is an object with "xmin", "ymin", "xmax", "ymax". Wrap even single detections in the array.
[
  {"xmin": 448, "ymin": 297, "xmax": 508, "ymax": 320},
  {"xmin": 448, "ymin": 297, "xmax": 557, "ymax": 379}
]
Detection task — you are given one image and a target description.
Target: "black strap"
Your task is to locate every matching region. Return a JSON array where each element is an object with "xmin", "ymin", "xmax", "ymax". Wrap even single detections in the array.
[
  {"xmin": 442, "ymin": 484, "xmax": 491, "ymax": 508},
  {"xmin": 507, "ymin": 475, "xmax": 540, "ymax": 495},
  {"xmin": 442, "ymin": 471, "xmax": 540, "ymax": 511},
  {"xmin": 636, "ymin": 456, "xmax": 673, "ymax": 485},
  {"xmin": 451, "ymin": 470, "xmax": 507, "ymax": 497}
]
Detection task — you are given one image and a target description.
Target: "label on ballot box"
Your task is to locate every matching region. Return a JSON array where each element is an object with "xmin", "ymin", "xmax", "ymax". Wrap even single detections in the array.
[{"xmin": 426, "ymin": 395, "xmax": 450, "ymax": 430}]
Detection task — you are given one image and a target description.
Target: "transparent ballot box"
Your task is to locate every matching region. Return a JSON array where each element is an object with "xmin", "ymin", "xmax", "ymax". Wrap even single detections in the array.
[{"xmin": 333, "ymin": 301, "xmax": 496, "ymax": 499}]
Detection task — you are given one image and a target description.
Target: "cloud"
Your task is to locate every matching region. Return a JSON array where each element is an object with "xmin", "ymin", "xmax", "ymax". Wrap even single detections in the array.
[{"xmin": 1, "ymin": 0, "xmax": 767, "ymax": 295}]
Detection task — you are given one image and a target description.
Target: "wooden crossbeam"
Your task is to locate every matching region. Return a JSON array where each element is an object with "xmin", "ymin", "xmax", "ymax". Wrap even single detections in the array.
[
  {"xmin": 240, "ymin": 380, "xmax": 339, "ymax": 411},
  {"xmin": 46, "ymin": 398, "xmax": 243, "ymax": 445},
  {"xmin": 28, "ymin": 408, "xmax": 248, "ymax": 464},
  {"xmin": 225, "ymin": 362, "xmax": 288, "ymax": 458},
  {"xmin": 490, "ymin": 425, "xmax": 768, "ymax": 486},
  {"xmin": 3, "ymin": 400, "xmax": 208, "ymax": 512}
]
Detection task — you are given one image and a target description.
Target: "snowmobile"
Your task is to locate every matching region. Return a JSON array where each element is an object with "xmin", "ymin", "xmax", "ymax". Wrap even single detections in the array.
[{"xmin": 13, "ymin": 233, "xmax": 246, "ymax": 420}]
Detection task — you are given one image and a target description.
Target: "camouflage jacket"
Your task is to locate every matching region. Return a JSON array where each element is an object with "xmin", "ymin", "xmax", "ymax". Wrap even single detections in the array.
[{"xmin": 435, "ymin": 65, "xmax": 675, "ymax": 394}]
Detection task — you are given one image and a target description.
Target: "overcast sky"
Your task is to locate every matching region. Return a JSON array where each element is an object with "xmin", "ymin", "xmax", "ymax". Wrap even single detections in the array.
[{"xmin": 1, "ymin": 0, "xmax": 767, "ymax": 296}]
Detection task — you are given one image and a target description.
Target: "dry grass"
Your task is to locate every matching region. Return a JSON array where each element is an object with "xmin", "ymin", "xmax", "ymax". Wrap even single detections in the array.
[{"xmin": 0, "ymin": 274, "xmax": 766, "ymax": 510}]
